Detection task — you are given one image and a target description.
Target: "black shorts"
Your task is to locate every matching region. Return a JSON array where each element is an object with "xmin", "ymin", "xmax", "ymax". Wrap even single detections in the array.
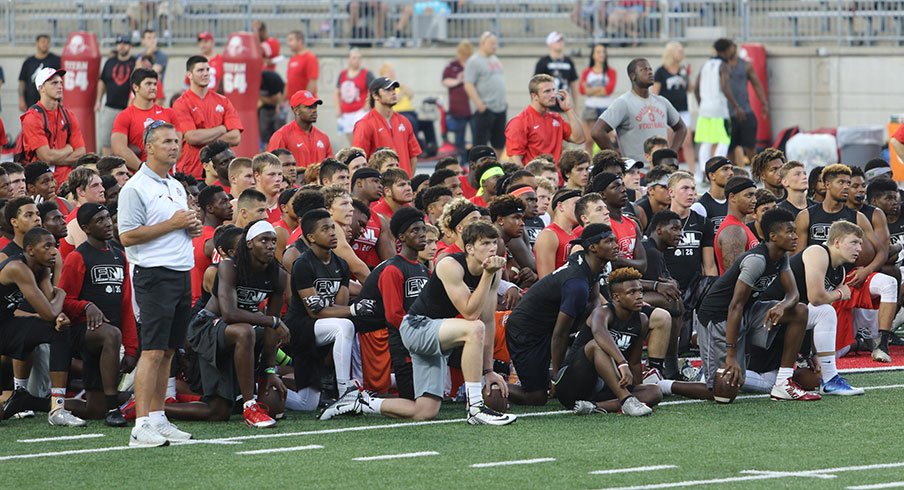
[
  {"xmin": 506, "ymin": 327, "xmax": 551, "ymax": 393},
  {"xmin": 285, "ymin": 312, "xmax": 321, "ymax": 391},
  {"xmin": 132, "ymin": 266, "xmax": 192, "ymax": 351},
  {"xmin": 473, "ymin": 109, "xmax": 507, "ymax": 150},
  {"xmin": 186, "ymin": 309, "xmax": 264, "ymax": 403},
  {"xmin": 553, "ymin": 348, "xmax": 615, "ymax": 409},
  {"xmin": 387, "ymin": 326, "xmax": 414, "ymax": 401},
  {"xmin": 730, "ymin": 111, "xmax": 758, "ymax": 150},
  {"xmin": 70, "ymin": 324, "xmax": 102, "ymax": 392},
  {"xmin": 0, "ymin": 316, "xmax": 54, "ymax": 361}
]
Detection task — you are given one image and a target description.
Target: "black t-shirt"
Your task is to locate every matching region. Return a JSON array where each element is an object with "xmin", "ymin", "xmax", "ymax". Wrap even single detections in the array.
[
  {"xmin": 761, "ymin": 245, "xmax": 843, "ymax": 305},
  {"xmin": 1, "ymin": 241, "xmax": 24, "ymax": 258},
  {"xmin": 641, "ymin": 239, "xmax": 669, "ymax": 282},
  {"xmin": 663, "ymin": 209, "xmax": 714, "ymax": 290},
  {"xmin": 698, "ymin": 243, "xmax": 789, "ymax": 325},
  {"xmin": 100, "ymin": 56, "xmax": 136, "ymax": 110},
  {"xmin": 523, "ymin": 216, "xmax": 545, "ymax": 249},
  {"xmin": 408, "ymin": 252, "xmax": 480, "ymax": 320},
  {"xmin": 0, "ymin": 256, "xmax": 26, "ymax": 322},
  {"xmin": 564, "ymin": 303, "xmax": 642, "ymax": 365},
  {"xmin": 695, "ymin": 192, "xmax": 728, "ymax": 237},
  {"xmin": 653, "ymin": 65, "xmax": 689, "ymax": 112},
  {"xmin": 287, "ymin": 249, "xmax": 350, "ymax": 323},
  {"xmin": 354, "ymin": 255, "xmax": 429, "ymax": 333},
  {"xmin": 260, "ymin": 71, "xmax": 286, "ymax": 108},
  {"xmin": 19, "ymin": 53, "xmax": 62, "ymax": 108},
  {"xmin": 746, "ymin": 221, "xmax": 763, "ymax": 243},
  {"xmin": 805, "ymin": 203, "xmax": 857, "ymax": 246},
  {"xmin": 73, "ymin": 241, "xmax": 127, "ymax": 325},
  {"xmin": 534, "ymin": 55, "xmax": 578, "ymax": 112},
  {"xmin": 507, "ymin": 251, "xmax": 598, "ymax": 340},
  {"xmin": 211, "ymin": 258, "xmax": 275, "ymax": 314},
  {"xmin": 777, "ymin": 198, "xmax": 814, "ymax": 219}
]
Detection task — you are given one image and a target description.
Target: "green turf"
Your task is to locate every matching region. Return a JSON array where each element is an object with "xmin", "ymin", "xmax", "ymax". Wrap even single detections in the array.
[{"xmin": 2, "ymin": 371, "xmax": 902, "ymax": 489}]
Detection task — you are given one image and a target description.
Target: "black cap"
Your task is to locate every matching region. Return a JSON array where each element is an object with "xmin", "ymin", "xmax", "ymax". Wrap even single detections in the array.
[
  {"xmin": 469, "ymin": 145, "xmax": 496, "ymax": 163},
  {"xmin": 351, "ymin": 167, "xmax": 382, "ymax": 189},
  {"xmin": 369, "ymin": 77, "xmax": 400, "ymax": 93},
  {"xmin": 390, "ymin": 207, "xmax": 425, "ymax": 238},
  {"xmin": 24, "ymin": 162, "xmax": 53, "ymax": 184},
  {"xmin": 115, "ymin": 34, "xmax": 131, "ymax": 44},
  {"xmin": 651, "ymin": 149, "xmax": 679, "ymax": 166}
]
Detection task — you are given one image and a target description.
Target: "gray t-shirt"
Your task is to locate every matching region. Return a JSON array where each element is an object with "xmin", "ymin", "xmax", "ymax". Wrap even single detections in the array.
[
  {"xmin": 729, "ymin": 59, "xmax": 752, "ymax": 114},
  {"xmin": 600, "ymin": 90, "xmax": 680, "ymax": 163},
  {"xmin": 464, "ymin": 53, "xmax": 507, "ymax": 113}
]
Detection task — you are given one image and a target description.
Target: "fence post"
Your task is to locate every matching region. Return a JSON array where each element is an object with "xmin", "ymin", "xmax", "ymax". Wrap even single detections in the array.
[
  {"xmin": 836, "ymin": 0, "xmax": 843, "ymax": 46},
  {"xmin": 660, "ymin": 0, "xmax": 669, "ymax": 40}
]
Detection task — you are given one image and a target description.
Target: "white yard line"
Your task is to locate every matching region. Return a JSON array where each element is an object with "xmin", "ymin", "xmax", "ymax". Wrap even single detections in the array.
[
  {"xmin": 18, "ymin": 434, "xmax": 105, "ymax": 443},
  {"xmin": 741, "ymin": 470, "xmax": 836, "ymax": 479},
  {"xmin": 848, "ymin": 482, "xmax": 904, "ymax": 489},
  {"xmin": 0, "ymin": 445, "xmax": 139, "ymax": 461},
  {"xmin": 235, "ymin": 445, "xmax": 323, "ymax": 455},
  {"xmin": 353, "ymin": 451, "xmax": 439, "ymax": 461},
  {"xmin": 590, "ymin": 465, "xmax": 678, "ymax": 475},
  {"xmin": 470, "ymin": 458, "xmax": 556, "ymax": 468}
]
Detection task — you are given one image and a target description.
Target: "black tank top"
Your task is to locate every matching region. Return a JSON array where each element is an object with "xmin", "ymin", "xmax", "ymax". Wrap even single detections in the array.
[
  {"xmin": 211, "ymin": 258, "xmax": 275, "ymax": 314},
  {"xmin": 806, "ymin": 203, "xmax": 857, "ymax": 246},
  {"xmin": 74, "ymin": 241, "xmax": 126, "ymax": 325},
  {"xmin": 697, "ymin": 192, "xmax": 728, "ymax": 236},
  {"xmin": 1, "ymin": 240, "xmax": 24, "ymax": 258},
  {"xmin": 889, "ymin": 214, "xmax": 904, "ymax": 246},
  {"xmin": 408, "ymin": 252, "xmax": 481, "ymax": 319},
  {"xmin": 564, "ymin": 303, "xmax": 642, "ymax": 365},
  {"xmin": 0, "ymin": 256, "xmax": 26, "ymax": 321}
]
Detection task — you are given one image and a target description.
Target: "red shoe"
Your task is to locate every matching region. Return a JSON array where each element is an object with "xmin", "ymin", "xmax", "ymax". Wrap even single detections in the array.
[
  {"xmin": 244, "ymin": 402, "xmax": 277, "ymax": 428},
  {"xmin": 770, "ymin": 379, "xmax": 822, "ymax": 401},
  {"xmin": 165, "ymin": 397, "xmax": 178, "ymax": 404},
  {"xmin": 120, "ymin": 397, "xmax": 136, "ymax": 421}
]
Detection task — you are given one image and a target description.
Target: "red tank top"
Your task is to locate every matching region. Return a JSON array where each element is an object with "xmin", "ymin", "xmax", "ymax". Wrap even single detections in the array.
[
  {"xmin": 610, "ymin": 215, "xmax": 638, "ymax": 259},
  {"xmin": 546, "ymin": 222, "xmax": 579, "ymax": 270},
  {"xmin": 714, "ymin": 214, "xmax": 759, "ymax": 274},
  {"xmin": 352, "ymin": 212, "xmax": 382, "ymax": 267}
]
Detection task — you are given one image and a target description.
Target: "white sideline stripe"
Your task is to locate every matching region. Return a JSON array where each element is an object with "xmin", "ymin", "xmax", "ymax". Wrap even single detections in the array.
[
  {"xmin": 741, "ymin": 470, "xmax": 836, "ymax": 479},
  {"xmin": 848, "ymin": 482, "xmax": 904, "ymax": 489},
  {"xmin": 596, "ymin": 461, "xmax": 904, "ymax": 490},
  {"xmin": 170, "ymin": 439, "xmax": 242, "ymax": 446},
  {"xmin": 18, "ymin": 433, "xmax": 105, "ymax": 443},
  {"xmin": 591, "ymin": 465, "xmax": 678, "ymax": 475},
  {"xmin": 353, "ymin": 451, "xmax": 439, "ymax": 461},
  {"xmin": 471, "ymin": 458, "xmax": 555, "ymax": 468},
  {"xmin": 0, "ymin": 445, "xmax": 138, "ymax": 461},
  {"xmin": 236, "ymin": 445, "xmax": 323, "ymax": 455},
  {"xmin": 840, "ymin": 366, "xmax": 904, "ymax": 374}
]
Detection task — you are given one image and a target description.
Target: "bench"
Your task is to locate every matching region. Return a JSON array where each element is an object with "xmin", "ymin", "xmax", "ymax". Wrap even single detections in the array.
[{"xmin": 767, "ymin": 8, "xmax": 904, "ymax": 46}]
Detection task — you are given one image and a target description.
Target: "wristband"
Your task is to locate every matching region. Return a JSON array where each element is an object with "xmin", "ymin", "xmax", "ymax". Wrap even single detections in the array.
[
  {"xmin": 653, "ymin": 281, "xmax": 659, "ymax": 292},
  {"xmin": 836, "ymin": 289, "xmax": 843, "ymax": 301},
  {"xmin": 617, "ymin": 362, "xmax": 629, "ymax": 369},
  {"xmin": 482, "ymin": 368, "xmax": 493, "ymax": 375},
  {"xmin": 725, "ymin": 342, "xmax": 737, "ymax": 348},
  {"xmin": 271, "ymin": 316, "xmax": 279, "ymax": 329},
  {"xmin": 264, "ymin": 367, "xmax": 277, "ymax": 375}
]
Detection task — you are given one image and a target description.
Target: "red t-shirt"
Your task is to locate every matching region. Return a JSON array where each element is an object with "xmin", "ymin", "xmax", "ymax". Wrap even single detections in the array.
[
  {"xmin": 20, "ymin": 102, "xmax": 86, "ymax": 185},
  {"xmin": 59, "ymin": 205, "xmax": 80, "ymax": 261},
  {"xmin": 286, "ymin": 51, "xmax": 319, "ymax": 97},
  {"xmin": 173, "ymin": 89, "xmax": 243, "ymax": 179},
  {"xmin": 0, "ymin": 117, "xmax": 7, "ymax": 147},
  {"xmin": 469, "ymin": 195, "xmax": 487, "ymax": 208},
  {"xmin": 714, "ymin": 214, "xmax": 760, "ymax": 274},
  {"xmin": 435, "ymin": 241, "xmax": 462, "ymax": 265},
  {"xmin": 352, "ymin": 211, "xmax": 382, "ymax": 267},
  {"xmin": 266, "ymin": 205, "xmax": 281, "ymax": 224},
  {"xmin": 261, "ymin": 37, "xmax": 281, "ymax": 71},
  {"xmin": 371, "ymin": 198, "xmax": 409, "ymax": 220},
  {"xmin": 460, "ymin": 175, "xmax": 477, "ymax": 200},
  {"xmin": 112, "ymin": 103, "xmax": 177, "ymax": 162},
  {"xmin": 191, "ymin": 225, "xmax": 216, "ymax": 304},
  {"xmin": 894, "ymin": 123, "xmax": 904, "ymax": 144},
  {"xmin": 267, "ymin": 121, "xmax": 332, "ymax": 168},
  {"xmin": 353, "ymin": 109, "xmax": 422, "ymax": 176},
  {"xmin": 504, "ymin": 105, "xmax": 572, "ymax": 164},
  {"xmin": 337, "ymin": 69, "xmax": 370, "ymax": 114}
]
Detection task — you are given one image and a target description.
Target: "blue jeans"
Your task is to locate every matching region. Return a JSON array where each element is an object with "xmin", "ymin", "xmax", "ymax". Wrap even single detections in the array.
[{"xmin": 446, "ymin": 114, "xmax": 471, "ymax": 163}]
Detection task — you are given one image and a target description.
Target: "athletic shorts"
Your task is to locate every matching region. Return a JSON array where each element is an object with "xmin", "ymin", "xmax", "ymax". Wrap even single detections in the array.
[
  {"xmin": 400, "ymin": 314, "xmax": 446, "ymax": 399},
  {"xmin": 679, "ymin": 110, "xmax": 693, "ymax": 130},
  {"xmin": 506, "ymin": 325, "xmax": 551, "ymax": 393},
  {"xmin": 699, "ymin": 300, "xmax": 780, "ymax": 389},
  {"xmin": 387, "ymin": 326, "xmax": 414, "ymax": 400},
  {"xmin": 472, "ymin": 109, "xmax": 507, "ymax": 150},
  {"xmin": 694, "ymin": 117, "xmax": 731, "ymax": 145},
  {"xmin": 0, "ymin": 316, "xmax": 55, "ymax": 361},
  {"xmin": 186, "ymin": 309, "xmax": 264, "ymax": 403},
  {"xmin": 729, "ymin": 111, "xmax": 758, "ymax": 150},
  {"xmin": 70, "ymin": 324, "xmax": 102, "ymax": 392},
  {"xmin": 97, "ymin": 106, "xmax": 122, "ymax": 149},
  {"xmin": 581, "ymin": 106, "xmax": 606, "ymax": 122},
  {"xmin": 338, "ymin": 109, "xmax": 368, "ymax": 134},
  {"xmin": 132, "ymin": 266, "xmax": 192, "ymax": 351},
  {"xmin": 553, "ymin": 348, "xmax": 617, "ymax": 409}
]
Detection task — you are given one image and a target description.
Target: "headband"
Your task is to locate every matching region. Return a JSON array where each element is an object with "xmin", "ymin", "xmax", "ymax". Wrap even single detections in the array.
[
  {"xmin": 648, "ymin": 175, "xmax": 670, "ymax": 188},
  {"xmin": 865, "ymin": 166, "xmax": 892, "ymax": 182},
  {"xmin": 706, "ymin": 157, "xmax": 732, "ymax": 175},
  {"xmin": 449, "ymin": 203, "xmax": 478, "ymax": 231},
  {"xmin": 76, "ymin": 203, "xmax": 108, "ymax": 228},
  {"xmin": 551, "ymin": 189, "xmax": 581, "ymax": 209},
  {"xmin": 590, "ymin": 172, "xmax": 619, "ymax": 193},
  {"xmin": 725, "ymin": 179, "xmax": 756, "ymax": 197},
  {"xmin": 247, "ymin": 221, "xmax": 276, "ymax": 241},
  {"xmin": 477, "ymin": 166, "xmax": 505, "ymax": 196},
  {"xmin": 343, "ymin": 149, "xmax": 366, "ymax": 166},
  {"xmin": 569, "ymin": 229, "xmax": 615, "ymax": 247},
  {"xmin": 510, "ymin": 186, "xmax": 535, "ymax": 198},
  {"xmin": 390, "ymin": 208, "xmax": 425, "ymax": 238}
]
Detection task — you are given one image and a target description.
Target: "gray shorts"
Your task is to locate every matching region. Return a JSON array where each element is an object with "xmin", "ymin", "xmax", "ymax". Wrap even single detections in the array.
[
  {"xmin": 699, "ymin": 300, "xmax": 780, "ymax": 389},
  {"xmin": 186, "ymin": 309, "xmax": 264, "ymax": 403},
  {"xmin": 98, "ymin": 106, "xmax": 122, "ymax": 149},
  {"xmin": 400, "ymin": 314, "xmax": 446, "ymax": 399}
]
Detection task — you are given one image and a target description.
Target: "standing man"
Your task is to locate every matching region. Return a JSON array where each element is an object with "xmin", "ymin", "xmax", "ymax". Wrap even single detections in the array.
[
  {"xmin": 534, "ymin": 32, "xmax": 579, "ymax": 112},
  {"xmin": 18, "ymin": 34, "xmax": 61, "ymax": 112},
  {"xmin": 726, "ymin": 40, "xmax": 769, "ymax": 165},
  {"xmin": 112, "ymin": 68, "xmax": 177, "ymax": 171},
  {"xmin": 464, "ymin": 32, "xmax": 507, "ymax": 157},
  {"xmin": 335, "ymin": 48, "xmax": 374, "ymax": 145},
  {"xmin": 19, "ymin": 68, "xmax": 86, "ymax": 185},
  {"xmin": 95, "ymin": 35, "xmax": 136, "ymax": 156},
  {"xmin": 693, "ymin": 39, "xmax": 734, "ymax": 165},
  {"xmin": 591, "ymin": 58, "xmax": 687, "ymax": 164},
  {"xmin": 139, "ymin": 30, "xmax": 168, "ymax": 77},
  {"xmin": 173, "ymin": 56, "xmax": 243, "ymax": 179},
  {"xmin": 118, "ymin": 122, "xmax": 202, "ymax": 447},
  {"xmin": 353, "ymin": 78, "xmax": 422, "ymax": 176},
  {"xmin": 191, "ymin": 32, "xmax": 222, "ymax": 91},
  {"xmin": 268, "ymin": 90, "xmax": 332, "ymax": 169},
  {"xmin": 252, "ymin": 21, "xmax": 281, "ymax": 71},
  {"xmin": 505, "ymin": 74, "xmax": 584, "ymax": 166},
  {"xmin": 286, "ymin": 30, "xmax": 319, "ymax": 97}
]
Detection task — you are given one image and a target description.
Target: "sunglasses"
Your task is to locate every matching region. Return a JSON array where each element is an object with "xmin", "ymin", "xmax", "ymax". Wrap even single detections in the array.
[{"xmin": 143, "ymin": 119, "xmax": 169, "ymax": 146}]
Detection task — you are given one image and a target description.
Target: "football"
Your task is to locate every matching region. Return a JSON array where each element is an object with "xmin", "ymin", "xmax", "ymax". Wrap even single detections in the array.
[
  {"xmin": 792, "ymin": 366, "xmax": 820, "ymax": 391},
  {"xmin": 483, "ymin": 383, "xmax": 509, "ymax": 412},
  {"xmin": 713, "ymin": 368, "xmax": 740, "ymax": 404}
]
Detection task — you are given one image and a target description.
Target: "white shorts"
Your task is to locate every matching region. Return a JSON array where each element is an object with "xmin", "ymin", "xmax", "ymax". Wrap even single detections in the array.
[{"xmin": 337, "ymin": 109, "xmax": 368, "ymax": 135}]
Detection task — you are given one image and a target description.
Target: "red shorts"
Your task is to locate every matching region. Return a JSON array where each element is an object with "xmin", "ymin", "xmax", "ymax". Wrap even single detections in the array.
[
  {"xmin": 358, "ymin": 329, "xmax": 392, "ymax": 394},
  {"xmin": 832, "ymin": 271, "xmax": 880, "ymax": 351},
  {"xmin": 494, "ymin": 311, "xmax": 511, "ymax": 363}
]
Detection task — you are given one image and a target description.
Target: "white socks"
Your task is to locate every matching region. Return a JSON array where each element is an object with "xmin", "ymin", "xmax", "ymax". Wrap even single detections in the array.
[
  {"xmin": 465, "ymin": 382, "xmax": 483, "ymax": 407},
  {"xmin": 166, "ymin": 377, "xmax": 176, "ymax": 400},
  {"xmin": 810, "ymin": 303, "xmax": 839, "ymax": 382},
  {"xmin": 149, "ymin": 410, "xmax": 166, "ymax": 426},
  {"xmin": 776, "ymin": 367, "xmax": 794, "ymax": 386},
  {"xmin": 361, "ymin": 397, "xmax": 383, "ymax": 414}
]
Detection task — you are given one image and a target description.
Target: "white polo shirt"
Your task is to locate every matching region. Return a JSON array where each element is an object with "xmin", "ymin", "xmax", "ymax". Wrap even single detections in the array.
[{"xmin": 118, "ymin": 164, "xmax": 194, "ymax": 271}]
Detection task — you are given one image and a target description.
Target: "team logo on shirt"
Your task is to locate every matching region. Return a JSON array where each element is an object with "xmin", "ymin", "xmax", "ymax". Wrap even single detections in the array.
[
  {"xmin": 91, "ymin": 265, "xmax": 124, "ymax": 294},
  {"xmin": 711, "ymin": 216, "xmax": 726, "ymax": 229},
  {"xmin": 316, "ymin": 140, "xmax": 325, "ymax": 149},
  {"xmin": 398, "ymin": 124, "xmax": 406, "ymax": 132},
  {"xmin": 313, "ymin": 279, "xmax": 340, "ymax": 300},
  {"xmin": 810, "ymin": 223, "xmax": 831, "ymax": 243},
  {"xmin": 552, "ymin": 120, "xmax": 560, "ymax": 128},
  {"xmin": 405, "ymin": 277, "xmax": 428, "ymax": 298},
  {"xmin": 143, "ymin": 118, "xmax": 156, "ymax": 128},
  {"xmin": 611, "ymin": 330, "xmax": 637, "ymax": 351},
  {"xmin": 891, "ymin": 233, "xmax": 904, "ymax": 245},
  {"xmin": 296, "ymin": 143, "xmax": 304, "ymax": 148},
  {"xmin": 215, "ymin": 104, "xmax": 224, "ymax": 113},
  {"xmin": 236, "ymin": 287, "xmax": 268, "ymax": 311},
  {"xmin": 752, "ymin": 273, "xmax": 778, "ymax": 295},
  {"xmin": 3, "ymin": 291, "xmax": 23, "ymax": 311}
]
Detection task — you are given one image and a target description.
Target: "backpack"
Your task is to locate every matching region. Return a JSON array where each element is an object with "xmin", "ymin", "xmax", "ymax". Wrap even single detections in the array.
[
  {"xmin": 772, "ymin": 126, "xmax": 800, "ymax": 155},
  {"xmin": 14, "ymin": 103, "xmax": 71, "ymax": 163}
]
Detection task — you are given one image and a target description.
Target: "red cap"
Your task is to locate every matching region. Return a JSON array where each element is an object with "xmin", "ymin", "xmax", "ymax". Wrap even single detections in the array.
[
  {"xmin": 197, "ymin": 32, "xmax": 214, "ymax": 42},
  {"xmin": 290, "ymin": 90, "xmax": 322, "ymax": 108}
]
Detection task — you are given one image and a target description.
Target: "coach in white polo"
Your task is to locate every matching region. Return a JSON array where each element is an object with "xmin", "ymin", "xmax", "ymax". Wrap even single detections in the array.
[{"xmin": 118, "ymin": 121, "xmax": 202, "ymax": 447}]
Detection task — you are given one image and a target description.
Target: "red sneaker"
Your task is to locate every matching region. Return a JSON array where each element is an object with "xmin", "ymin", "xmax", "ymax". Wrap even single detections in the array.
[
  {"xmin": 770, "ymin": 379, "xmax": 822, "ymax": 401},
  {"xmin": 244, "ymin": 402, "xmax": 277, "ymax": 428},
  {"xmin": 120, "ymin": 397, "xmax": 136, "ymax": 421},
  {"xmin": 165, "ymin": 397, "xmax": 178, "ymax": 404}
]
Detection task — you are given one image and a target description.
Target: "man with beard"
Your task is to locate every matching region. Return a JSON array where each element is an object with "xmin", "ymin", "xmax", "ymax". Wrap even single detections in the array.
[
  {"xmin": 371, "ymin": 168, "xmax": 413, "ymax": 220},
  {"xmin": 353, "ymin": 77, "xmax": 422, "ymax": 176},
  {"xmin": 505, "ymin": 74, "xmax": 584, "ymax": 165},
  {"xmin": 268, "ymin": 90, "xmax": 332, "ymax": 169}
]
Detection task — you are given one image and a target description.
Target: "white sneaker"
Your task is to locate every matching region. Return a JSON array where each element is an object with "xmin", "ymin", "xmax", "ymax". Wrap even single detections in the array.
[
  {"xmin": 620, "ymin": 396, "xmax": 653, "ymax": 416},
  {"xmin": 872, "ymin": 346, "xmax": 892, "ymax": 363},
  {"xmin": 48, "ymin": 408, "xmax": 87, "ymax": 427},
  {"xmin": 153, "ymin": 419, "xmax": 192, "ymax": 441},
  {"xmin": 467, "ymin": 403, "xmax": 517, "ymax": 426},
  {"xmin": 319, "ymin": 387, "xmax": 361, "ymax": 420},
  {"xmin": 12, "ymin": 410, "xmax": 35, "ymax": 419},
  {"xmin": 573, "ymin": 400, "xmax": 606, "ymax": 415},
  {"xmin": 129, "ymin": 422, "xmax": 169, "ymax": 447},
  {"xmin": 642, "ymin": 367, "xmax": 663, "ymax": 385}
]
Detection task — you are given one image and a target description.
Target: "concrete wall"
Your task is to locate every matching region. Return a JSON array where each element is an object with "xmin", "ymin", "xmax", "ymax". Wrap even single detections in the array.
[{"xmin": 1, "ymin": 45, "xmax": 903, "ymax": 153}]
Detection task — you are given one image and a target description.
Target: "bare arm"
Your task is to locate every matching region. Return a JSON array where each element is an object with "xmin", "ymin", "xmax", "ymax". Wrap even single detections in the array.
[
  {"xmin": 717, "ymin": 226, "xmax": 748, "ymax": 271},
  {"xmin": 802, "ymin": 246, "xmax": 840, "ymax": 306},
  {"xmin": 216, "ymin": 260, "xmax": 277, "ymax": 326},
  {"xmin": 891, "ymin": 138, "xmax": 904, "ymax": 165},
  {"xmin": 651, "ymin": 81, "xmax": 662, "ymax": 95},
  {"xmin": 509, "ymin": 154, "xmax": 523, "ymax": 166},
  {"xmin": 18, "ymin": 80, "xmax": 27, "ymax": 112},
  {"xmin": 306, "ymin": 79, "xmax": 318, "ymax": 94},
  {"xmin": 221, "ymin": 129, "xmax": 241, "ymax": 146},
  {"xmin": 182, "ymin": 126, "xmax": 227, "ymax": 146},
  {"xmin": 702, "ymin": 246, "xmax": 718, "ymax": 276},
  {"xmin": 7, "ymin": 264, "xmax": 64, "ymax": 321},
  {"xmin": 436, "ymin": 256, "xmax": 498, "ymax": 321},
  {"xmin": 507, "ymin": 236, "xmax": 536, "ymax": 271},
  {"xmin": 35, "ymin": 144, "xmax": 74, "ymax": 164},
  {"xmin": 720, "ymin": 63, "xmax": 741, "ymax": 116},
  {"xmin": 591, "ymin": 118, "xmax": 616, "ymax": 152},
  {"xmin": 111, "ymin": 133, "xmax": 143, "ymax": 171},
  {"xmin": 534, "ymin": 229, "xmax": 558, "ymax": 279},
  {"xmin": 563, "ymin": 106, "xmax": 585, "ymax": 145},
  {"xmin": 463, "ymin": 82, "xmax": 485, "ymax": 112},
  {"xmin": 794, "ymin": 210, "xmax": 810, "ymax": 253},
  {"xmin": 333, "ymin": 238, "xmax": 370, "ymax": 283},
  {"xmin": 376, "ymin": 215, "xmax": 395, "ymax": 261},
  {"xmin": 669, "ymin": 118, "xmax": 688, "ymax": 153},
  {"xmin": 94, "ymin": 79, "xmax": 106, "ymax": 112},
  {"xmin": 550, "ymin": 311, "xmax": 578, "ymax": 377},
  {"xmin": 746, "ymin": 63, "xmax": 768, "ymax": 110},
  {"xmin": 858, "ymin": 211, "xmax": 887, "ymax": 274},
  {"xmin": 693, "ymin": 71, "xmax": 701, "ymax": 104}
]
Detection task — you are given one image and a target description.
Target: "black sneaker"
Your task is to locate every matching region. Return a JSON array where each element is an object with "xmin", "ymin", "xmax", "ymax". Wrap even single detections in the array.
[
  {"xmin": 104, "ymin": 408, "xmax": 128, "ymax": 427},
  {"xmin": 1, "ymin": 388, "xmax": 31, "ymax": 420}
]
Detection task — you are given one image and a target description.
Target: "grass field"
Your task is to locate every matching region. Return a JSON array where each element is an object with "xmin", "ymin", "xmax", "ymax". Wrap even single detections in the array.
[{"xmin": 1, "ymin": 369, "xmax": 902, "ymax": 489}]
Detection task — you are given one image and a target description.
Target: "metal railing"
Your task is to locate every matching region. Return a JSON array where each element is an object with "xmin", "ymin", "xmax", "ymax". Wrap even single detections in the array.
[{"xmin": 3, "ymin": 0, "xmax": 904, "ymax": 47}]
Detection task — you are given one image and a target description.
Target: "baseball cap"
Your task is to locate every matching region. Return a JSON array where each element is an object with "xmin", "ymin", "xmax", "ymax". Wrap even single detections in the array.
[
  {"xmin": 115, "ymin": 34, "xmax": 131, "ymax": 44},
  {"xmin": 369, "ymin": 77, "xmax": 400, "ymax": 93},
  {"xmin": 34, "ymin": 67, "xmax": 67, "ymax": 90},
  {"xmin": 546, "ymin": 32, "xmax": 564, "ymax": 46},
  {"xmin": 468, "ymin": 145, "xmax": 496, "ymax": 163},
  {"xmin": 197, "ymin": 32, "xmax": 214, "ymax": 42},
  {"xmin": 625, "ymin": 159, "xmax": 644, "ymax": 171},
  {"xmin": 290, "ymin": 90, "xmax": 322, "ymax": 108}
]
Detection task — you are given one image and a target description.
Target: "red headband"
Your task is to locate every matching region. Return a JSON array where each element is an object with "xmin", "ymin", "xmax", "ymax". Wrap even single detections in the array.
[{"xmin": 511, "ymin": 186, "xmax": 534, "ymax": 197}]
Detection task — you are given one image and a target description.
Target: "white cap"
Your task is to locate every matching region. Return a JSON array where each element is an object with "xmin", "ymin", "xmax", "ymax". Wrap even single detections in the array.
[
  {"xmin": 546, "ymin": 32, "xmax": 563, "ymax": 46},
  {"xmin": 34, "ymin": 67, "xmax": 67, "ymax": 90}
]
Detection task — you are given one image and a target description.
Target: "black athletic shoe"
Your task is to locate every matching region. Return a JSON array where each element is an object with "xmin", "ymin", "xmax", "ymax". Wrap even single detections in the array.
[
  {"xmin": 104, "ymin": 408, "xmax": 128, "ymax": 427},
  {"xmin": 1, "ymin": 388, "xmax": 31, "ymax": 420}
]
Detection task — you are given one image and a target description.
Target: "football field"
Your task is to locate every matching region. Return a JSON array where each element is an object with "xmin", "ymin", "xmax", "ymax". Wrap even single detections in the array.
[{"xmin": 1, "ymin": 369, "xmax": 902, "ymax": 489}]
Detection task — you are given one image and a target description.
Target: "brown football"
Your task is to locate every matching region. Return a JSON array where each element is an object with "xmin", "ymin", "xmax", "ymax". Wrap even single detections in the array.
[
  {"xmin": 713, "ymin": 368, "xmax": 739, "ymax": 404},
  {"xmin": 483, "ymin": 383, "xmax": 509, "ymax": 412},
  {"xmin": 792, "ymin": 366, "xmax": 820, "ymax": 391}
]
